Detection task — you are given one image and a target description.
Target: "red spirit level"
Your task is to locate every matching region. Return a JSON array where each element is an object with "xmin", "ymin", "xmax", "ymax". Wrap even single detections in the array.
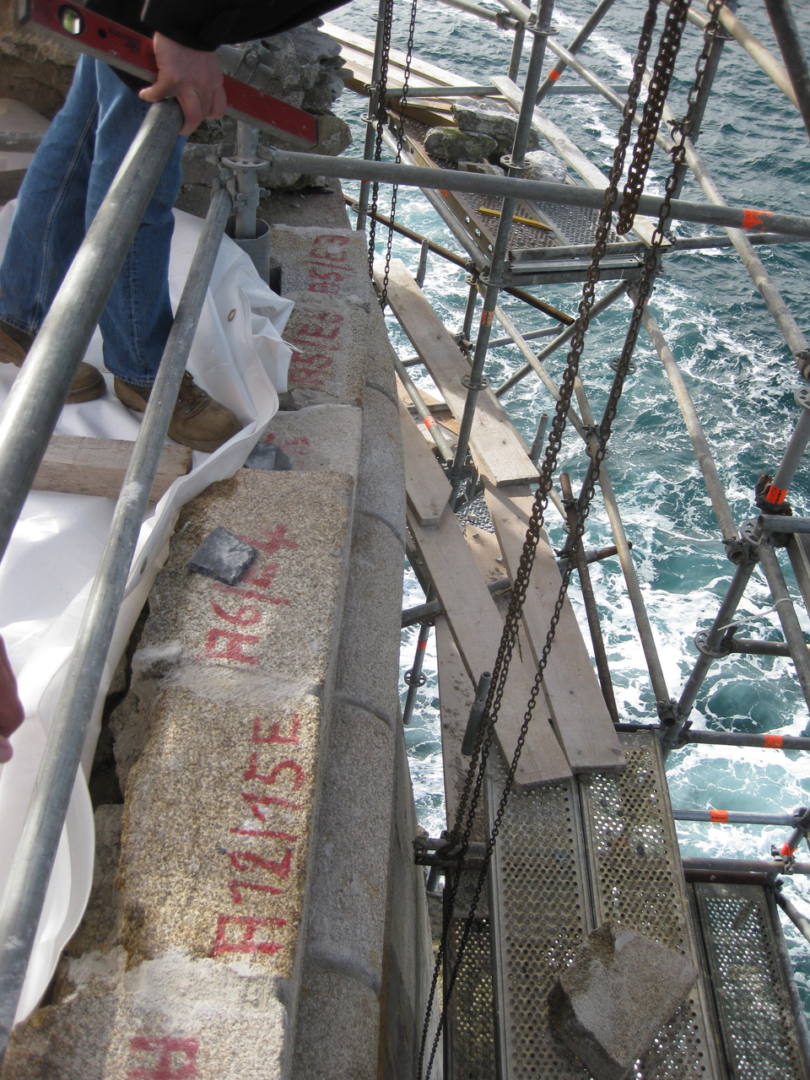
[{"xmin": 16, "ymin": 0, "xmax": 320, "ymax": 147}]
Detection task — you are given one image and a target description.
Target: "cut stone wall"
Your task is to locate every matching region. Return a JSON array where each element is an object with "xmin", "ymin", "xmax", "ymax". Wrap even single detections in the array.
[{"xmin": 1, "ymin": 196, "xmax": 432, "ymax": 1079}]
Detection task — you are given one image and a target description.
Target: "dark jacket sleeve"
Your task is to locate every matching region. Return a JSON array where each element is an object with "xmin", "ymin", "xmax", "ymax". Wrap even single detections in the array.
[{"xmin": 138, "ymin": 0, "xmax": 350, "ymax": 51}]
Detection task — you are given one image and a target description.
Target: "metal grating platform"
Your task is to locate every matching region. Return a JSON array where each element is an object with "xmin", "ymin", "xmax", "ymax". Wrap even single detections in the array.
[
  {"xmin": 580, "ymin": 734, "xmax": 721, "ymax": 1079},
  {"xmin": 478, "ymin": 732, "xmax": 722, "ymax": 1077},
  {"xmin": 691, "ymin": 882, "xmax": 810, "ymax": 1080},
  {"xmin": 444, "ymin": 868, "xmax": 497, "ymax": 1079}
]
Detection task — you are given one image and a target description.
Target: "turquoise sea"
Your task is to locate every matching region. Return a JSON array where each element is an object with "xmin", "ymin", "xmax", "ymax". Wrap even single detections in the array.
[{"xmin": 328, "ymin": 0, "xmax": 810, "ymax": 1012}]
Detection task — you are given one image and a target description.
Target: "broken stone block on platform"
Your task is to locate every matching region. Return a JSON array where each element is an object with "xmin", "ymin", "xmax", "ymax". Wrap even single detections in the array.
[{"xmin": 547, "ymin": 922, "xmax": 697, "ymax": 1080}]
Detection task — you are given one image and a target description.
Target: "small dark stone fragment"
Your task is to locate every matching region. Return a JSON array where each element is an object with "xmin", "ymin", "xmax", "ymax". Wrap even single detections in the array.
[{"xmin": 186, "ymin": 527, "xmax": 257, "ymax": 586}]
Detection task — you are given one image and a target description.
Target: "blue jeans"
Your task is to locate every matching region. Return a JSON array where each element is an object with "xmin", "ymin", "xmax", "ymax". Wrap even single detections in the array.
[{"xmin": 0, "ymin": 56, "xmax": 184, "ymax": 386}]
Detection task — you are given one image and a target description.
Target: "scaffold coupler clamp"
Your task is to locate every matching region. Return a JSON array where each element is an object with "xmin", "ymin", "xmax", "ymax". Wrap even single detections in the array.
[
  {"xmin": 659, "ymin": 699, "xmax": 689, "ymax": 750},
  {"xmin": 414, "ymin": 832, "xmax": 479, "ymax": 869},
  {"xmin": 771, "ymin": 806, "xmax": 810, "ymax": 870}
]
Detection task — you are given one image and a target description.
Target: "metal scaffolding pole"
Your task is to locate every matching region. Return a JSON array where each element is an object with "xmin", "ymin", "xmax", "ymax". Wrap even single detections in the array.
[
  {"xmin": 757, "ymin": 538, "xmax": 810, "ymax": 712},
  {"xmin": 0, "ymin": 101, "xmax": 183, "ymax": 563},
  {"xmin": 640, "ymin": 301, "xmax": 737, "ymax": 545},
  {"xmin": 495, "ymin": 280, "xmax": 628, "ymax": 396},
  {"xmin": 448, "ymin": 0, "xmax": 556, "ymax": 492},
  {"xmin": 675, "ymin": 554, "xmax": 759, "ymax": 733},
  {"xmin": 264, "ymin": 147, "xmax": 810, "ymax": 240},
  {"xmin": 355, "ymin": 0, "xmax": 392, "ymax": 232},
  {"xmin": 535, "ymin": 0, "xmax": 618, "ymax": 102},
  {"xmin": 764, "ymin": 0, "xmax": 810, "ymax": 142},
  {"xmin": 0, "ymin": 174, "xmax": 232, "ymax": 1054}
]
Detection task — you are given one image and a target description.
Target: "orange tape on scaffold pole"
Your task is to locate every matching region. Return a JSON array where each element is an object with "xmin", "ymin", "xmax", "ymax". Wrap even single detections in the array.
[
  {"xmin": 709, "ymin": 809, "xmax": 730, "ymax": 822},
  {"xmin": 764, "ymin": 483, "xmax": 788, "ymax": 505},
  {"xmin": 781, "ymin": 842, "xmax": 797, "ymax": 857},
  {"xmin": 741, "ymin": 208, "xmax": 774, "ymax": 230},
  {"xmin": 548, "ymin": 68, "xmax": 561, "ymax": 81},
  {"xmin": 764, "ymin": 734, "xmax": 784, "ymax": 748}
]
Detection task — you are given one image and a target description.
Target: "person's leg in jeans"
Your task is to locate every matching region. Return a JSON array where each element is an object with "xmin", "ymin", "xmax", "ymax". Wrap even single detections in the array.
[
  {"xmin": 0, "ymin": 57, "xmax": 240, "ymax": 449},
  {"xmin": 0, "ymin": 54, "xmax": 104, "ymax": 400}
]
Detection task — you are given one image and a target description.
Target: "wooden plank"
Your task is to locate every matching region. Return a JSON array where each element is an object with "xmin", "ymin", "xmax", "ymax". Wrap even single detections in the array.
[
  {"xmin": 324, "ymin": 22, "xmax": 472, "ymax": 89},
  {"xmin": 484, "ymin": 483, "xmax": 625, "ymax": 773},
  {"xmin": 435, "ymin": 616, "xmax": 486, "ymax": 839},
  {"xmin": 409, "ymin": 504, "xmax": 571, "ymax": 786},
  {"xmin": 491, "ymin": 75, "xmax": 658, "ymax": 248},
  {"xmin": 396, "ymin": 378, "xmax": 460, "ymax": 436},
  {"xmin": 399, "ymin": 401, "xmax": 449, "ymax": 527},
  {"xmin": 32, "ymin": 435, "xmax": 192, "ymax": 501},
  {"xmin": 381, "ymin": 259, "xmax": 538, "ymax": 487}
]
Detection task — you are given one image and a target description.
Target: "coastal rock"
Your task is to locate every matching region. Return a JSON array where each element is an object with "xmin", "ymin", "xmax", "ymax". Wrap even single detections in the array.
[
  {"xmin": 424, "ymin": 125, "xmax": 497, "ymax": 165},
  {"xmin": 452, "ymin": 96, "xmax": 540, "ymax": 155},
  {"xmin": 547, "ymin": 922, "xmax": 697, "ymax": 1079},
  {"xmin": 524, "ymin": 147, "xmax": 568, "ymax": 184}
]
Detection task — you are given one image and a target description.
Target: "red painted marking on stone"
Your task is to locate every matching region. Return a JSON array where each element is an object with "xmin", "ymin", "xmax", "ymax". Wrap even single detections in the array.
[
  {"xmin": 229, "ymin": 826, "xmax": 299, "ymax": 842},
  {"xmin": 210, "ymin": 914, "xmax": 286, "ymax": 957},
  {"xmin": 210, "ymin": 600, "xmax": 263, "ymax": 627},
  {"xmin": 242, "ymin": 525, "xmax": 299, "ymax": 558},
  {"xmin": 307, "ymin": 282, "xmax": 341, "ymax": 296},
  {"xmin": 305, "ymin": 263, "xmax": 347, "ymax": 283},
  {"xmin": 308, "ymin": 235, "xmax": 351, "ymax": 262},
  {"xmin": 244, "ymin": 756, "xmax": 305, "ymax": 791},
  {"xmin": 241, "ymin": 791, "xmax": 304, "ymax": 818},
  {"xmin": 252, "ymin": 713, "xmax": 302, "ymax": 746},
  {"xmin": 228, "ymin": 879, "xmax": 283, "ymax": 904},
  {"xmin": 127, "ymin": 1037, "xmax": 199, "ymax": 1079},
  {"xmin": 228, "ymin": 848, "xmax": 293, "ymax": 879},
  {"xmin": 204, "ymin": 628, "xmax": 259, "ymax": 665},
  {"xmin": 294, "ymin": 310, "xmax": 344, "ymax": 341},
  {"xmin": 212, "ymin": 583, "xmax": 290, "ymax": 606}
]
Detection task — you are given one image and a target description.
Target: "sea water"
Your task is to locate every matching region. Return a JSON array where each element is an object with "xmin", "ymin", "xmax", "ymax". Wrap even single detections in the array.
[{"xmin": 328, "ymin": 0, "xmax": 810, "ymax": 1012}]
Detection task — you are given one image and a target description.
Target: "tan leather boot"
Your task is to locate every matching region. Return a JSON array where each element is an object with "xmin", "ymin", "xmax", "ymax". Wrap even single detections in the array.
[
  {"xmin": 0, "ymin": 322, "xmax": 105, "ymax": 403},
  {"xmin": 114, "ymin": 371, "xmax": 242, "ymax": 453}
]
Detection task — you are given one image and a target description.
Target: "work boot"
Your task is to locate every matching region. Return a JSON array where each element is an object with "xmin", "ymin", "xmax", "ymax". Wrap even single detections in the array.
[
  {"xmin": 0, "ymin": 321, "xmax": 105, "ymax": 404},
  {"xmin": 114, "ymin": 371, "xmax": 242, "ymax": 453}
]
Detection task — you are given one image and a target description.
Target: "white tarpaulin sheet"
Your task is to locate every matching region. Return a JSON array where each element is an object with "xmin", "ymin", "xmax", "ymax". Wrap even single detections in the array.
[{"xmin": 0, "ymin": 203, "xmax": 293, "ymax": 1021}]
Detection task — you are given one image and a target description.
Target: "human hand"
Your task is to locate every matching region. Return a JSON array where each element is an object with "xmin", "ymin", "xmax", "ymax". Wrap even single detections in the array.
[
  {"xmin": 0, "ymin": 636, "xmax": 23, "ymax": 764},
  {"xmin": 139, "ymin": 32, "xmax": 227, "ymax": 136}
]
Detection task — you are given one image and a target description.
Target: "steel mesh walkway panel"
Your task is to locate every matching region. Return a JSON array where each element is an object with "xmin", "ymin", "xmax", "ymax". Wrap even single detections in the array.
[
  {"xmin": 580, "ymin": 733, "xmax": 721, "ymax": 1079},
  {"xmin": 692, "ymin": 882, "xmax": 809, "ymax": 1080},
  {"xmin": 487, "ymin": 766, "xmax": 593, "ymax": 1077}
]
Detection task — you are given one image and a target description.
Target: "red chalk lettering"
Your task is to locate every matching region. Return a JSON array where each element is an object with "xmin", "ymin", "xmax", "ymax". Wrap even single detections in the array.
[
  {"xmin": 309, "ymin": 235, "xmax": 351, "ymax": 262},
  {"xmin": 228, "ymin": 879, "xmax": 282, "ymax": 904},
  {"xmin": 211, "ymin": 914, "xmax": 286, "ymax": 957},
  {"xmin": 229, "ymin": 826, "xmax": 298, "ymax": 842},
  {"xmin": 127, "ymin": 1036, "xmax": 199, "ymax": 1079},
  {"xmin": 242, "ymin": 560, "xmax": 278, "ymax": 590},
  {"xmin": 210, "ymin": 600, "xmax": 262, "ymax": 627},
  {"xmin": 307, "ymin": 282, "xmax": 340, "ymax": 296},
  {"xmin": 252, "ymin": 713, "xmax": 302, "ymax": 746},
  {"xmin": 204, "ymin": 628, "xmax": 259, "ymax": 665},
  {"xmin": 307, "ymin": 265, "xmax": 346, "ymax": 283},
  {"xmin": 228, "ymin": 847, "xmax": 293, "ymax": 880},
  {"xmin": 242, "ymin": 525, "xmax": 298, "ymax": 558},
  {"xmin": 295, "ymin": 311, "xmax": 343, "ymax": 341},
  {"xmin": 241, "ymin": 790, "xmax": 304, "ymax": 817},
  {"xmin": 244, "ymin": 756, "xmax": 305, "ymax": 791}
]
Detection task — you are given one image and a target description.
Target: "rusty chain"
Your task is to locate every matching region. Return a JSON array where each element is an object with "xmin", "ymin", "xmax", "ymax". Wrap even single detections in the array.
[{"xmin": 418, "ymin": 0, "xmax": 728, "ymax": 1075}]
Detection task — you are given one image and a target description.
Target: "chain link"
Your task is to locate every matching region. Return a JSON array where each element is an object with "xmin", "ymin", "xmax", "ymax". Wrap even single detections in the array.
[
  {"xmin": 366, "ymin": 0, "xmax": 394, "ymax": 279},
  {"xmin": 417, "ymin": 3, "xmax": 663, "ymax": 1076},
  {"xmin": 417, "ymin": 0, "xmax": 729, "ymax": 1074},
  {"xmin": 617, "ymin": 0, "xmax": 690, "ymax": 234}
]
